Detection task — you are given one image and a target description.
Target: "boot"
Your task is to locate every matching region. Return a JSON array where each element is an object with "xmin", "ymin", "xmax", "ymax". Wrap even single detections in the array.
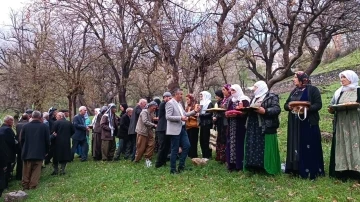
[
  {"xmin": 51, "ymin": 163, "xmax": 58, "ymax": 175},
  {"xmin": 60, "ymin": 163, "xmax": 66, "ymax": 175}
]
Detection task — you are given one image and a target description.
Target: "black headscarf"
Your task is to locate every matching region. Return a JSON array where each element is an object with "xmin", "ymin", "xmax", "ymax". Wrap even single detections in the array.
[
  {"xmin": 215, "ymin": 90, "xmax": 224, "ymax": 99},
  {"xmin": 120, "ymin": 103, "xmax": 128, "ymax": 116}
]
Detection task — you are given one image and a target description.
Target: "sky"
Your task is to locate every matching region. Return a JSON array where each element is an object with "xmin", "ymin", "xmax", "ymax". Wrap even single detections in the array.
[{"xmin": 0, "ymin": 0, "xmax": 30, "ymax": 28}]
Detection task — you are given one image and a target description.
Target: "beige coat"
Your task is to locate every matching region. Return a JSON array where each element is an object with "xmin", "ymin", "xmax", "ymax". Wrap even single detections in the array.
[{"xmin": 135, "ymin": 109, "xmax": 156, "ymax": 136}]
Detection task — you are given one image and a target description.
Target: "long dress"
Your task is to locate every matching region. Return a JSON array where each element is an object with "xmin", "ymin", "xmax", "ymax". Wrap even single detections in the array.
[
  {"xmin": 244, "ymin": 95, "xmax": 281, "ymax": 175},
  {"xmin": 226, "ymin": 99, "xmax": 249, "ymax": 171},
  {"xmin": 285, "ymin": 87, "xmax": 325, "ymax": 179},
  {"xmin": 329, "ymin": 90, "xmax": 360, "ymax": 180},
  {"xmin": 215, "ymin": 97, "xmax": 230, "ymax": 163}
]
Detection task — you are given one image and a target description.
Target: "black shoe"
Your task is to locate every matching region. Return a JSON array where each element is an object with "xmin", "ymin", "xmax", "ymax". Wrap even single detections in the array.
[
  {"xmin": 80, "ymin": 159, "xmax": 87, "ymax": 162},
  {"xmin": 178, "ymin": 167, "xmax": 192, "ymax": 173},
  {"xmin": 51, "ymin": 171, "xmax": 58, "ymax": 176},
  {"xmin": 170, "ymin": 170, "xmax": 179, "ymax": 174},
  {"xmin": 60, "ymin": 171, "xmax": 66, "ymax": 175}
]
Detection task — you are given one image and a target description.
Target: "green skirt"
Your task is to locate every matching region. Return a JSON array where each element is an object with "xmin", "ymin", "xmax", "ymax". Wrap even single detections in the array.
[{"xmin": 264, "ymin": 133, "xmax": 281, "ymax": 175}]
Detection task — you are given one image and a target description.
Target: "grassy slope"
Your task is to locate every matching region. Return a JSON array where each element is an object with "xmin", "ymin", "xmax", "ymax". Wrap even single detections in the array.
[
  {"xmin": 313, "ymin": 50, "xmax": 360, "ymax": 75},
  {"xmin": 5, "ymin": 82, "xmax": 360, "ymax": 202}
]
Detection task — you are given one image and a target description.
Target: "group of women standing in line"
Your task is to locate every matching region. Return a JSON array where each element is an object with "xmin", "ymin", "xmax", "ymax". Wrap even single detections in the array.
[{"xmin": 184, "ymin": 69, "xmax": 360, "ymax": 181}]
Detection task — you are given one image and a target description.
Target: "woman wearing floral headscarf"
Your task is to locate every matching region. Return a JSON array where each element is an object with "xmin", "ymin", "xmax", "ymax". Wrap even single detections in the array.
[
  {"xmin": 329, "ymin": 70, "xmax": 360, "ymax": 181},
  {"xmin": 225, "ymin": 84, "xmax": 250, "ymax": 171},
  {"xmin": 244, "ymin": 81, "xmax": 281, "ymax": 175},
  {"xmin": 199, "ymin": 91, "xmax": 214, "ymax": 159},
  {"xmin": 284, "ymin": 71, "xmax": 324, "ymax": 179}
]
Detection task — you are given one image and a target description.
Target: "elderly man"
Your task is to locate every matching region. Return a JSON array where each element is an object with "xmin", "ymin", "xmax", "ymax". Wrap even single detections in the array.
[
  {"xmin": 71, "ymin": 106, "xmax": 89, "ymax": 162},
  {"xmin": 100, "ymin": 104, "xmax": 119, "ymax": 161},
  {"xmin": 21, "ymin": 111, "xmax": 50, "ymax": 190},
  {"xmin": 166, "ymin": 89, "xmax": 199, "ymax": 174},
  {"xmin": 128, "ymin": 98, "xmax": 147, "ymax": 161},
  {"xmin": 42, "ymin": 112, "xmax": 49, "ymax": 127},
  {"xmin": 50, "ymin": 112, "xmax": 74, "ymax": 175},
  {"xmin": 134, "ymin": 101, "xmax": 158, "ymax": 167},
  {"xmin": 114, "ymin": 107, "xmax": 133, "ymax": 161},
  {"xmin": 0, "ymin": 116, "xmax": 16, "ymax": 190}
]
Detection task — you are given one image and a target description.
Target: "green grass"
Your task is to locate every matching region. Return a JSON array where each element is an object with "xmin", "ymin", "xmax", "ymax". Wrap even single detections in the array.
[{"xmin": 4, "ymin": 81, "xmax": 360, "ymax": 201}]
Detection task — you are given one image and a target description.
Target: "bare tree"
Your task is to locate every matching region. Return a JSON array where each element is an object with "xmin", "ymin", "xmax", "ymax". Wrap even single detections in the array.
[
  {"xmin": 242, "ymin": 0, "xmax": 360, "ymax": 89},
  {"xmin": 54, "ymin": 0, "xmax": 145, "ymax": 103}
]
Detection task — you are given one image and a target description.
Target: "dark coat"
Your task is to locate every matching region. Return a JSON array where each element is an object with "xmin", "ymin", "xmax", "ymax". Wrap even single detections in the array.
[
  {"xmin": 199, "ymin": 102, "xmax": 214, "ymax": 126},
  {"xmin": 249, "ymin": 92, "xmax": 281, "ymax": 134},
  {"xmin": 0, "ymin": 124, "xmax": 16, "ymax": 163},
  {"xmin": 128, "ymin": 105, "xmax": 142, "ymax": 135},
  {"xmin": 72, "ymin": 114, "xmax": 87, "ymax": 141},
  {"xmin": 93, "ymin": 113, "xmax": 103, "ymax": 134},
  {"xmin": 284, "ymin": 85, "xmax": 322, "ymax": 125},
  {"xmin": 155, "ymin": 101, "xmax": 167, "ymax": 132},
  {"xmin": 21, "ymin": 120, "xmax": 50, "ymax": 161},
  {"xmin": 51, "ymin": 119, "xmax": 75, "ymax": 162},
  {"xmin": 0, "ymin": 134, "xmax": 6, "ymax": 192},
  {"xmin": 118, "ymin": 114, "xmax": 130, "ymax": 139}
]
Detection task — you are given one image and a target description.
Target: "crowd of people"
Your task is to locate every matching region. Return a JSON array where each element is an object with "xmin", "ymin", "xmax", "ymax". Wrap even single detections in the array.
[{"xmin": 0, "ymin": 70, "xmax": 360, "ymax": 196}]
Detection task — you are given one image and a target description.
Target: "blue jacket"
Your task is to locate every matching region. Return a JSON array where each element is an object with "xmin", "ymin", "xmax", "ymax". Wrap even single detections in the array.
[{"xmin": 72, "ymin": 114, "xmax": 87, "ymax": 141}]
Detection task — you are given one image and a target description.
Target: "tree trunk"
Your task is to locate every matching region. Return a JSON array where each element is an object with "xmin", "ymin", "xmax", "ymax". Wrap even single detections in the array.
[{"xmin": 67, "ymin": 95, "xmax": 73, "ymax": 121}]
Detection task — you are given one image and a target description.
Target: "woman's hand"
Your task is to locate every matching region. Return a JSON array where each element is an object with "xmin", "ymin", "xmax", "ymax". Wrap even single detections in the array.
[
  {"xmin": 255, "ymin": 107, "xmax": 266, "ymax": 115},
  {"xmin": 328, "ymin": 107, "xmax": 335, "ymax": 114}
]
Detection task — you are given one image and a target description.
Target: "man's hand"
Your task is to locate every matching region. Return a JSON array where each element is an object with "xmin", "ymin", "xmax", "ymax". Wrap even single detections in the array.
[
  {"xmin": 213, "ymin": 117, "xmax": 217, "ymax": 121},
  {"xmin": 181, "ymin": 116, "xmax": 188, "ymax": 121},
  {"xmin": 53, "ymin": 132, "xmax": 57, "ymax": 137}
]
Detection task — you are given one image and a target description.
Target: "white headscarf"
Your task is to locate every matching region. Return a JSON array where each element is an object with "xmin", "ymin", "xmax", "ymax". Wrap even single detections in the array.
[
  {"xmin": 91, "ymin": 108, "xmax": 101, "ymax": 126},
  {"xmin": 231, "ymin": 84, "xmax": 250, "ymax": 103},
  {"xmin": 200, "ymin": 91, "xmax": 212, "ymax": 114},
  {"xmin": 334, "ymin": 70, "xmax": 359, "ymax": 101},
  {"xmin": 252, "ymin": 81, "xmax": 269, "ymax": 98}
]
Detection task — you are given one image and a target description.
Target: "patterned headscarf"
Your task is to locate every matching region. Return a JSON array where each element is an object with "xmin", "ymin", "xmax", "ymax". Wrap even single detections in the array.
[
  {"xmin": 295, "ymin": 71, "xmax": 311, "ymax": 88},
  {"xmin": 223, "ymin": 84, "xmax": 231, "ymax": 95}
]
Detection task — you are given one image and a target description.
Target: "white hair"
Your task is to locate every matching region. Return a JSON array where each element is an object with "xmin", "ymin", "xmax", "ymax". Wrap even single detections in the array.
[
  {"xmin": 79, "ymin": 106, "xmax": 87, "ymax": 112},
  {"xmin": 3, "ymin": 115, "xmax": 14, "ymax": 122},
  {"xmin": 57, "ymin": 112, "xmax": 65, "ymax": 118},
  {"xmin": 126, "ymin": 107, "xmax": 133, "ymax": 113},
  {"xmin": 138, "ymin": 99, "xmax": 147, "ymax": 104},
  {"xmin": 43, "ymin": 112, "xmax": 49, "ymax": 118}
]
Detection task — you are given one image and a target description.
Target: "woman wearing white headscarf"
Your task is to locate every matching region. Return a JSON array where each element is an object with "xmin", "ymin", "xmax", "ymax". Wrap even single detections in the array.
[
  {"xmin": 244, "ymin": 81, "xmax": 281, "ymax": 175},
  {"xmin": 329, "ymin": 70, "xmax": 360, "ymax": 180},
  {"xmin": 225, "ymin": 84, "xmax": 250, "ymax": 171},
  {"xmin": 199, "ymin": 91, "xmax": 214, "ymax": 159}
]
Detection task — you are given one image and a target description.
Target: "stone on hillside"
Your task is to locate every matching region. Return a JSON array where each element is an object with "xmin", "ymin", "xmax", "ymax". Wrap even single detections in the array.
[
  {"xmin": 321, "ymin": 132, "xmax": 333, "ymax": 142},
  {"xmin": 4, "ymin": 190, "xmax": 28, "ymax": 202}
]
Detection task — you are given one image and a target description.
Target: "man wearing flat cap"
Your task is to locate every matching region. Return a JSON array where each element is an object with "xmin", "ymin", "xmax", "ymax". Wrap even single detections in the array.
[
  {"xmin": 100, "ymin": 104, "xmax": 119, "ymax": 161},
  {"xmin": 134, "ymin": 101, "xmax": 158, "ymax": 167},
  {"xmin": 155, "ymin": 92, "xmax": 172, "ymax": 168}
]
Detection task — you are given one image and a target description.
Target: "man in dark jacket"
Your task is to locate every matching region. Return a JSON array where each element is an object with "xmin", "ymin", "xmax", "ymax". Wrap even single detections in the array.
[
  {"xmin": 45, "ymin": 107, "xmax": 57, "ymax": 165},
  {"xmin": 71, "ymin": 106, "xmax": 89, "ymax": 162},
  {"xmin": 0, "ymin": 133, "xmax": 8, "ymax": 197},
  {"xmin": 128, "ymin": 99, "xmax": 147, "ymax": 161},
  {"xmin": 155, "ymin": 92, "xmax": 172, "ymax": 168},
  {"xmin": 100, "ymin": 104, "xmax": 119, "ymax": 161},
  {"xmin": 114, "ymin": 107, "xmax": 133, "ymax": 160},
  {"xmin": 21, "ymin": 111, "xmax": 50, "ymax": 190},
  {"xmin": 50, "ymin": 112, "xmax": 75, "ymax": 175},
  {"xmin": 15, "ymin": 113, "xmax": 29, "ymax": 180},
  {"xmin": 0, "ymin": 115, "xmax": 16, "ymax": 190}
]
